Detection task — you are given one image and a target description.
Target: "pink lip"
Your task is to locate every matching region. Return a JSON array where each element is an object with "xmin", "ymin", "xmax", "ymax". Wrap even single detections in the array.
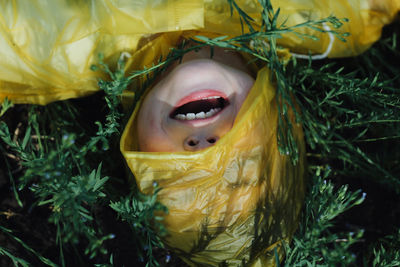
[{"xmin": 175, "ymin": 89, "xmax": 228, "ymax": 107}]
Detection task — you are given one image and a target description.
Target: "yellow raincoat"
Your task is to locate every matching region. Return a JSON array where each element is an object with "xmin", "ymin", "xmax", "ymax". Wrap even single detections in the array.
[
  {"xmin": 0, "ymin": 1, "xmax": 399, "ymax": 266},
  {"xmin": 0, "ymin": 0, "xmax": 399, "ymax": 105},
  {"xmin": 121, "ymin": 65, "xmax": 306, "ymax": 266}
]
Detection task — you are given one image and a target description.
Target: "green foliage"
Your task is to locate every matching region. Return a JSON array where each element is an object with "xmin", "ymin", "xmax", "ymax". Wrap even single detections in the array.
[
  {"xmin": 223, "ymin": 1, "xmax": 399, "ymax": 266},
  {"xmin": 0, "ymin": 103, "xmax": 113, "ymax": 266},
  {"xmin": 0, "ymin": 97, "xmax": 13, "ymax": 117},
  {"xmin": 283, "ymin": 167, "xmax": 365, "ymax": 266},
  {"xmin": 0, "ymin": 225, "xmax": 57, "ymax": 267},
  {"xmin": 110, "ymin": 187, "xmax": 168, "ymax": 267},
  {"xmin": 372, "ymin": 229, "xmax": 400, "ymax": 267},
  {"xmin": 288, "ymin": 57, "xmax": 400, "ymax": 192},
  {"xmin": 192, "ymin": 5, "xmax": 349, "ymax": 164},
  {"xmin": 0, "ymin": 52, "xmax": 167, "ymax": 266}
]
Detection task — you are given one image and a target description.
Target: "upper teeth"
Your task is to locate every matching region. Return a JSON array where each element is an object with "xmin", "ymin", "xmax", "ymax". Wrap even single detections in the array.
[{"xmin": 175, "ymin": 108, "xmax": 221, "ymax": 121}]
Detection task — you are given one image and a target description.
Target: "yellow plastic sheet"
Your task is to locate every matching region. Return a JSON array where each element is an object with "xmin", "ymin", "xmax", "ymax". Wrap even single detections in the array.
[
  {"xmin": 0, "ymin": 0, "xmax": 399, "ymax": 105},
  {"xmin": 121, "ymin": 67, "xmax": 306, "ymax": 266}
]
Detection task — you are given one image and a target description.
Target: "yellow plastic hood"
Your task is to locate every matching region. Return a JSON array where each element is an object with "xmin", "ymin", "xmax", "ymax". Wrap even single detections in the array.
[{"xmin": 120, "ymin": 67, "xmax": 306, "ymax": 266}]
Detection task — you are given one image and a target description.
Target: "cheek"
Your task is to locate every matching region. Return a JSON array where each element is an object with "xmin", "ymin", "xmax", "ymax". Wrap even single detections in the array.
[
  {"xmin": 139, "ymin": 134, "xmax": 180, "ymax": 152},
  {"xmin": 137, "ymin": 105, "xmax": 186, "ymax": 152},
  {"xmin": 138, "ymin": 120, "xmax": 181, "ymax": 152},
  {"xmin": 139, "ymin": 137, "xmax": 161, "ymax": 152}
]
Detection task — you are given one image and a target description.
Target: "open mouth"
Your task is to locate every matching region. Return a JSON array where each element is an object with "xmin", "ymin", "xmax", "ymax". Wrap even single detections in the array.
[{"xmin": 170, "ymin": 96, "xmax": 230, "ymax": 121}]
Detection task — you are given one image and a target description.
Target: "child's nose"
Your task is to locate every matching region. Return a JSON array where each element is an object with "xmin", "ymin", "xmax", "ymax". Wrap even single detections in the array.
[{"xmin": 183, "ymin": 135, "xmax": 219, "ymax": 151}]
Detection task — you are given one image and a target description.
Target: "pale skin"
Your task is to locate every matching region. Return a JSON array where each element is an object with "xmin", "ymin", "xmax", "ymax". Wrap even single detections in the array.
[{"xmin": 137, "ymin": 46, "xmax": 255, "ymax": 152}]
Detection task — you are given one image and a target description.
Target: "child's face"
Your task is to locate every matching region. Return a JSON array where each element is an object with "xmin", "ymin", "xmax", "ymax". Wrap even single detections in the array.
[{"xmin": 137, "ymin": 46, "xmax": 255, "ymax": 152}]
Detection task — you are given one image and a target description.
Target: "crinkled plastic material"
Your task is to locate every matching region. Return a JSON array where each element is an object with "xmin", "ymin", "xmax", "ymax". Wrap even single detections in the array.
[
  {"xmin": 126, "ymin": 42, "xmax": 305, "ymax": 265},
  {"xmin": 0, "ymin": 0, "xmax": 399, "ymax": 105},
  {"xmin": 121, "ymin": 66, "xmax": 306, "ymax": 266}
]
